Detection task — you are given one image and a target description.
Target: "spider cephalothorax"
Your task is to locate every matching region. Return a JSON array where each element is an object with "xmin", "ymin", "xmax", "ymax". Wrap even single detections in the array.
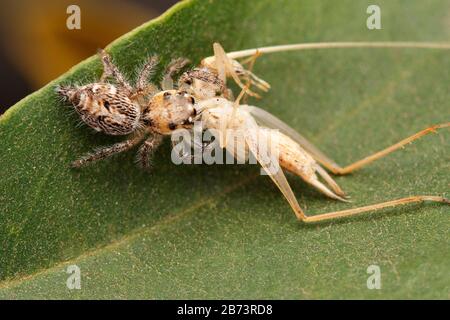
[
  {"xmin": 57, "ymin": 50, "xmax": 196, "ymax": 169},
  {"xmin": 143, "ymin": 89, "xmax": 196, "ymax": 134}
]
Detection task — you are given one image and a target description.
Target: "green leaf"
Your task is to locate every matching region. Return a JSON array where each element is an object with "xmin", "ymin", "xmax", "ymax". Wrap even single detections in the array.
[{"xmin": 0, "ymin": 0, "xmax": 449, "ymax": 299}]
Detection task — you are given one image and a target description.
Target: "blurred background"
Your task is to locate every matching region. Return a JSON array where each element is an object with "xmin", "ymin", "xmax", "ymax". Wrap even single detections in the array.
[{"xmin": 0, "ymin": 0, "xmax": 179, "ymax": 114}]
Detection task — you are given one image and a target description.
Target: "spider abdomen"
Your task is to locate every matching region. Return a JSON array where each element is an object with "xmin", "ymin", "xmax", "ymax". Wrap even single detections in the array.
[{"xmin": 58, "ymin": 83, "xmax": 141, "ymax": 135}]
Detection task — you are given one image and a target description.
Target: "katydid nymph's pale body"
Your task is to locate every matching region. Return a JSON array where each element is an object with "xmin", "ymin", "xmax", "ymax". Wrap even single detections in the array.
[
  {"xmin": 194, "ymin": 95, "xmax": 448, "ymax": 223},
  {"xmin": 192, "ymin": 42, "xmax": 450, "ymax": 223}
]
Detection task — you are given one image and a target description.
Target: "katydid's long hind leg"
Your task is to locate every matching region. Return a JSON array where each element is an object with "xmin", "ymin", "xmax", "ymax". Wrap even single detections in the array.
[
  {"xmin": 299, "ymin": 196, "xmax": 449, "ymax": 223},
  {"xmin": 243, "ymin": 119, "xmax": 449, "ymax": 222},
  {"xmin": 320, "ymin": 123, "xmax": 449, "ymax": 175},
  {"xmin": 276, "ymin": 122, "xmax": 449, "ymax": 176}
]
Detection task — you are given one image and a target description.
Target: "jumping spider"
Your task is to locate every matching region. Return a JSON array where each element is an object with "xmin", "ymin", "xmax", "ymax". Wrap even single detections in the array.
[
  {"xmin": 57, "ymin": 50, "xmax": 198, "ymax": 169},
  {"xmin": 57, "ymin": 45, "xmax": 262, "ymax": 169}
]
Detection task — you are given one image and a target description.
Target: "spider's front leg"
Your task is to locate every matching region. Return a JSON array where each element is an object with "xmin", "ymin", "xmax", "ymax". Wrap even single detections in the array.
[
  {"xmin": 134, "ymin": 55, "xmax": 160, "ymax": 95},
  {"xmin": 72, "ymin": 134, "xmax": 145, "ymax": 168},
  {"xmin": 170, "ymin": 131, "xmax": 216, "ymax": 164},
  {"xmin": 98, "ymin": 49, "xmax": 133, "ymax": 93},
  {"xmin": 137, "ymin": 134, "xmax": 164, "ymax": 169},
  {"xmin": 161, "ymin": 58, "xmax": 190, "ymax": 90}
]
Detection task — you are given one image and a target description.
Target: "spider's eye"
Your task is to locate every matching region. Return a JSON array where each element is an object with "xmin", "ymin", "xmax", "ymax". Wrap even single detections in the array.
[
  {"xmin": 163, "ymin": 92, "xmax": 171, "ymax": 99},
  {"xmin": 189, "ymin": 96, "xmax": 195, "ymax": 104},
  {"xmin": 184, "ymin": 79, "xmax": 192, "ymax": 85},
  {"xmin": 182, "ymin": 117, "xmax": 194, "ymax": 125}
]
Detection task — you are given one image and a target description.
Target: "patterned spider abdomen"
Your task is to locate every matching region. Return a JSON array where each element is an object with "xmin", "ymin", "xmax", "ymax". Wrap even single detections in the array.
[{"xmin": 57, "ymin": 83, "xmax": 140, "ymax": 135}]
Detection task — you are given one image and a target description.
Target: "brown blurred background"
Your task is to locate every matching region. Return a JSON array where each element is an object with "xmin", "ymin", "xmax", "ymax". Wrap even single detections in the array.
[{"xmin": 0, "ymin": 0, "xmax": 179, "ymax": 114}]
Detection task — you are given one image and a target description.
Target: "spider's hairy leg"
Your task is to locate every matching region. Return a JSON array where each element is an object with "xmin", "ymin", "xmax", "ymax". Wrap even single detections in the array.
[
  {"xmin": 131, "ymin": 55, "xmax": 160, "ymax": 103},
  {"xmin": 137, "ymin": 134, "xmax": 163, "ymax": 169},
  {"xmin": 98, "ymin": 49, "xmax": 133, "ymax": 92},
  {"xmin": 161, "ymin": 57, "xmax": 191, "ymax": 90},
  {"xmin": 136, "ymin": 55, "xmax": 159, "ymax": 92},
  {"xmin": 181, "ymin": 138, "xmax": 216, "ymax": 164},
  {"xmin": 72, "ymin": 134, "xmax": 145, "ymax": 168}
]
